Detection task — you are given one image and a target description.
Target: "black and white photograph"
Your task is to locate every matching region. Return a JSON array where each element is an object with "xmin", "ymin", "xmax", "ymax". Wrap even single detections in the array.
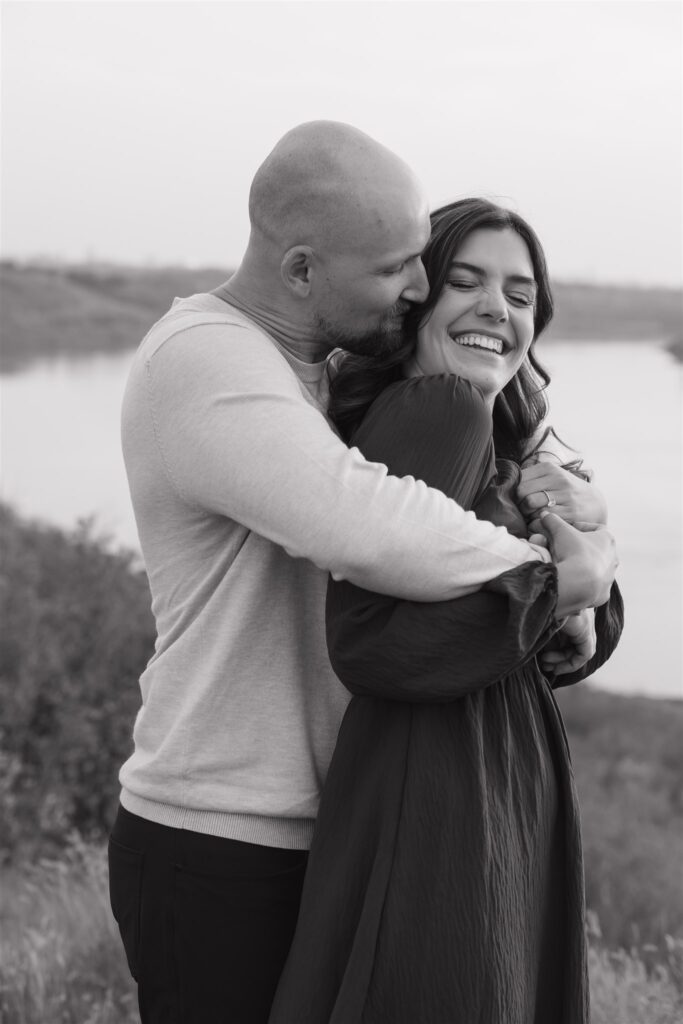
[{"xmin": 1, "ymin": 1, "xmax": 681, "ymax": 1022}]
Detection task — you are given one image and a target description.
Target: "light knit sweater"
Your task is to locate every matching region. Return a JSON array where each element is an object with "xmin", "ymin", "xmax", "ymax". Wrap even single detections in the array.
[{"xmin": 119, "ymin": 294, "xmax": 549, "ymax": 849}]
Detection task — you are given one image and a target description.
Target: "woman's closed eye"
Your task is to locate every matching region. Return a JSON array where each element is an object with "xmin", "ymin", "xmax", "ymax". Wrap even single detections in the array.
[
  {"xmin": 448, "ymin": 279, "xmax": 534, "ymax": 306},
  {"xmin": 507, "ymin": 292, "xmax": 535, "ymax": 307}
]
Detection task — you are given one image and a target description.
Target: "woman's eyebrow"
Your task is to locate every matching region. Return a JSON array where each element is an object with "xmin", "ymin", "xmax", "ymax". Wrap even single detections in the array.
[{"xmin": 450, "ymin": 260, "xmax": 537, "ymax": 289}]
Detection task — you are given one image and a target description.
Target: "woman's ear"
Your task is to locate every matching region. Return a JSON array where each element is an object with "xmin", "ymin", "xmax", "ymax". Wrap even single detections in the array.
[{"xmin": 281, "ymin": 246, "xmax": 314, "ymax": 298}]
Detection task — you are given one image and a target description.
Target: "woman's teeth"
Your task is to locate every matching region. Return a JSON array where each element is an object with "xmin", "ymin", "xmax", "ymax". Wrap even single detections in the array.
[{"xmin": 452, "ymin": 334, "xmax": 504, "ymax": 354}]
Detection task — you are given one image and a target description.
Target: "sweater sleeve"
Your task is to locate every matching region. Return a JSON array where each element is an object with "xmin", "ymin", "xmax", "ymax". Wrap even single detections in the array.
[{"xmin": 140, "ymin": 325, "xmax": 548, "ymax": 601}]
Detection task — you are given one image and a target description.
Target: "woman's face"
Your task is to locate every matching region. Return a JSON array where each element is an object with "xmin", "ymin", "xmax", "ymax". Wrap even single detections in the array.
[{"xmin": 408, "ymin": 227, "xmax": 537, "ymax": 406}]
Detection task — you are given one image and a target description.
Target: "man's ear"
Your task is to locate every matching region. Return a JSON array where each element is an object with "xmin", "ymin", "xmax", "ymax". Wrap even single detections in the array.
[{"xmin": 281, "ymin": 246, "xmax": 315, "ymax": 297}]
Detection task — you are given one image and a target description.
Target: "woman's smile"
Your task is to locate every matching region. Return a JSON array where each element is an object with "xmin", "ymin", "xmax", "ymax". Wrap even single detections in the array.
[{"xmin": 449, "ymin": 331, "xmax": 508, "ymax": 355}]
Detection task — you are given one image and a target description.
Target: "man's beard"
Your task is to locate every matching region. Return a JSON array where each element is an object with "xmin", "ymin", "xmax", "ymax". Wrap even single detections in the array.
[{"xmin": 315, "ymin": 301, "xmax": 411, "ymax": 357}]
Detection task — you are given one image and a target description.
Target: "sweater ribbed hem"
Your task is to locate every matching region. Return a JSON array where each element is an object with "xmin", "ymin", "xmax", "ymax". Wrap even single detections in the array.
[{"xmin": 120, "ymin": 789, "xmax": 315, "ymax": 850}]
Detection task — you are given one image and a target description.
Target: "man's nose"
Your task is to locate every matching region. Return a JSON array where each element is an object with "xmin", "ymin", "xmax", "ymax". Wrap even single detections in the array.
[
  {"xmin": 401, "ymin": 259, "xmax": 430, "ymax": 303},
  {"xmin": 476, "ymin": 287, "xmax": 509, "ymax": 321}
]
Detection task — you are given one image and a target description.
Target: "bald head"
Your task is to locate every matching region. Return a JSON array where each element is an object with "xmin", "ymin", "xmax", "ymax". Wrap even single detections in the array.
[
  {"xmin": 225, "ymin": 122, "xmax": 430, "ymax": 358},
  {"xmin": 248, "ymin": 121, "xmax": 427, "ymax": 256}
]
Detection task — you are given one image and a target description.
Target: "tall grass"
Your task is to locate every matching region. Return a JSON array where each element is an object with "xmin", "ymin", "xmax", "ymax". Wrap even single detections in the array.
[
  {"xmin": 589, "ymin": 944, "xmax": 683, "ymax": 1024},
  {"xmin": 0, "ymin": 840, "xmax": 136, "ymax": 1024},
  {"xmin": 0, "ymin": 842, "xmax": 681, "ymax": 1023}
]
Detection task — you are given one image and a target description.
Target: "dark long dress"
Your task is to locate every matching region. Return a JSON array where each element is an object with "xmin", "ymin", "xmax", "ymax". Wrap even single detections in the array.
[{"xmin": 269, "ymin": 375, "xmax": 624, "ymax": 1024}]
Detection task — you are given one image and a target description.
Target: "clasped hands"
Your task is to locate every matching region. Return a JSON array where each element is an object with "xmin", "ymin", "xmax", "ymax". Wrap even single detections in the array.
[
  {"xmin": 517, "ymin": 456, "xmax": 608, "ymax": 532},
  {"xmin": 518, "ymin": 459, "xmax": 616, "ymax": 678}
]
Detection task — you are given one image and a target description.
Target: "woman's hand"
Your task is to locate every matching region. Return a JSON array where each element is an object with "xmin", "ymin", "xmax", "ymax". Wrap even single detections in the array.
[
  {"xmin": 517, "ymin": 460, "xmax": 608, "ymax": 530},
  {"xmin": 540, "ymin": 608, "xmax": 597, "ymax": 677},
  {"xmin": 540, "ymin": 512, "xmax": 618, "ymax": 618}
]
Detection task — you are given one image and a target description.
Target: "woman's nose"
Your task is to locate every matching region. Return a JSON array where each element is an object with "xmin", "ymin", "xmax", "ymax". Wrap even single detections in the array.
[{"xmin": 476, "ymin": 288, "xmax": 509, "ymax": 321}]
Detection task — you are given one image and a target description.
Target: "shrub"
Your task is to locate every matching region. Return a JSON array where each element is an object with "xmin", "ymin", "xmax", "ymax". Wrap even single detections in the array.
[{"xmin": 0, "ymin": 504, "xmax": 154, "ymax": 859}]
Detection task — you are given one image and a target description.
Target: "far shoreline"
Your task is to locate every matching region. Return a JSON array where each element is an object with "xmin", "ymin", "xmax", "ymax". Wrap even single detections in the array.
[{"xmin": 2, "ymin": 261, "xmax": 682, "ymax": 371}]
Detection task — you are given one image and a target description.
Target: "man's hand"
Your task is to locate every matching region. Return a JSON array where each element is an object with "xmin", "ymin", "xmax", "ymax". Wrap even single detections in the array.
[
  {"xmin": 517, "ymin": 460, "xmax": 608, "ymax": 531},
  {"xmin": 540, "ymin": 512, "xmax": 618, "ymax": 618},
  {"xmin": 540, "ymin": 608, "xmax": 597, "ymax": 677}
]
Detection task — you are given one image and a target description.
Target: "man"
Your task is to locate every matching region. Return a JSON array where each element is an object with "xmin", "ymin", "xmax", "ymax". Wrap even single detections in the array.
[{"xmin": 110, "ymin": 121, "xmax": 616, "ymax": 1023}]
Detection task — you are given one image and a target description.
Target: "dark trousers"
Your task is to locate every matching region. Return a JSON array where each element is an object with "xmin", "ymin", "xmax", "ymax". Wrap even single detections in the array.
[{"xmin": 108, "ymin": 805, "xmax": 308, "ymax": 1024}]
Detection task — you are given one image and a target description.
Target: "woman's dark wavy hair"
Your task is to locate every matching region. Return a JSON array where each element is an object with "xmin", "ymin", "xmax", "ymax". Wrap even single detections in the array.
[{"xmin": 328, "ymin": 198, "xmax": 556, "ymax": 463}]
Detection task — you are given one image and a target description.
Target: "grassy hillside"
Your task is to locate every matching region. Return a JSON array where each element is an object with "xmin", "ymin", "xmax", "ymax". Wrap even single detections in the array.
[
  {"xmin": 1, "ymin": 260, "xmax": 681, "ymax": 369},
  {"xmin": 0, "ymin": 262, "xmax": 227, "ymax": 369},
  {"xmin": 547, "ymin": 282, "xmax": 682, "ymax": 342}
]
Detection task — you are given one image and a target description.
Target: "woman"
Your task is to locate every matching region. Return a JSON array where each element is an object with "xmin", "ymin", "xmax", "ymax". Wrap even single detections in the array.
[{"xmin": 269, "ymin": 199, "xmax": 623, "ymax": 1024}]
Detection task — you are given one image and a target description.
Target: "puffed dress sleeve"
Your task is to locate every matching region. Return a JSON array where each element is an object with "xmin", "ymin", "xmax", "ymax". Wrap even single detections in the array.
[{"xmin": 549, "ymin": 581, "xmax": 624, "ymax": 689}]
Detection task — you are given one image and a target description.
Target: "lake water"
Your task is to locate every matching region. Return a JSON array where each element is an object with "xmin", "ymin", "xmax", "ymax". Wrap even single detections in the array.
[{"xmin": 1, "ymin": 340, "xmax": 681, "ymax": 699}]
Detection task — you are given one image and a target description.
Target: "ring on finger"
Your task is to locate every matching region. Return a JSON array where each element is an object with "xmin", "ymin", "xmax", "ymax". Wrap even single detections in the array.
[{"xmin": 542, "ymin": 489, "xmax": 557, "ymax": 508}]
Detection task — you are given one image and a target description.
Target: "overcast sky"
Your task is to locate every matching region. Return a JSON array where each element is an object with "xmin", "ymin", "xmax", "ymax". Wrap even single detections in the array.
[{"xmin": 2, "ymin": 0, "xmax": 681, "ymax": 285}]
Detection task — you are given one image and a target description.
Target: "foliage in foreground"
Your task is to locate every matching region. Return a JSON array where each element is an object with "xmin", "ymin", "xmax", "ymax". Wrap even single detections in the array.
[
  {"xmin": 0, "ymin": 504, "xmax": 155, "ymax": 858},
  {"xmin": 556, "ymin": 684, "xmax": 683, "ymax": 949},
  {"xmin": 0, "ymin": 841, "xmax": 681, "ymax": 1024},
  {"xmin": 0, "ymin": 840, "xmax": 137, "ymax": 1024},
  {"xmin": 589, "ymin": 942, "xmax": 683, "ymax": 1024}
]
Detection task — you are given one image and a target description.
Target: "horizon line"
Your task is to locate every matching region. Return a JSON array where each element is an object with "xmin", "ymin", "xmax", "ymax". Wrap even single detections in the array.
[{"xmin": 1, "ymin": 256, "xmax": 681, "ymax": 294}]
